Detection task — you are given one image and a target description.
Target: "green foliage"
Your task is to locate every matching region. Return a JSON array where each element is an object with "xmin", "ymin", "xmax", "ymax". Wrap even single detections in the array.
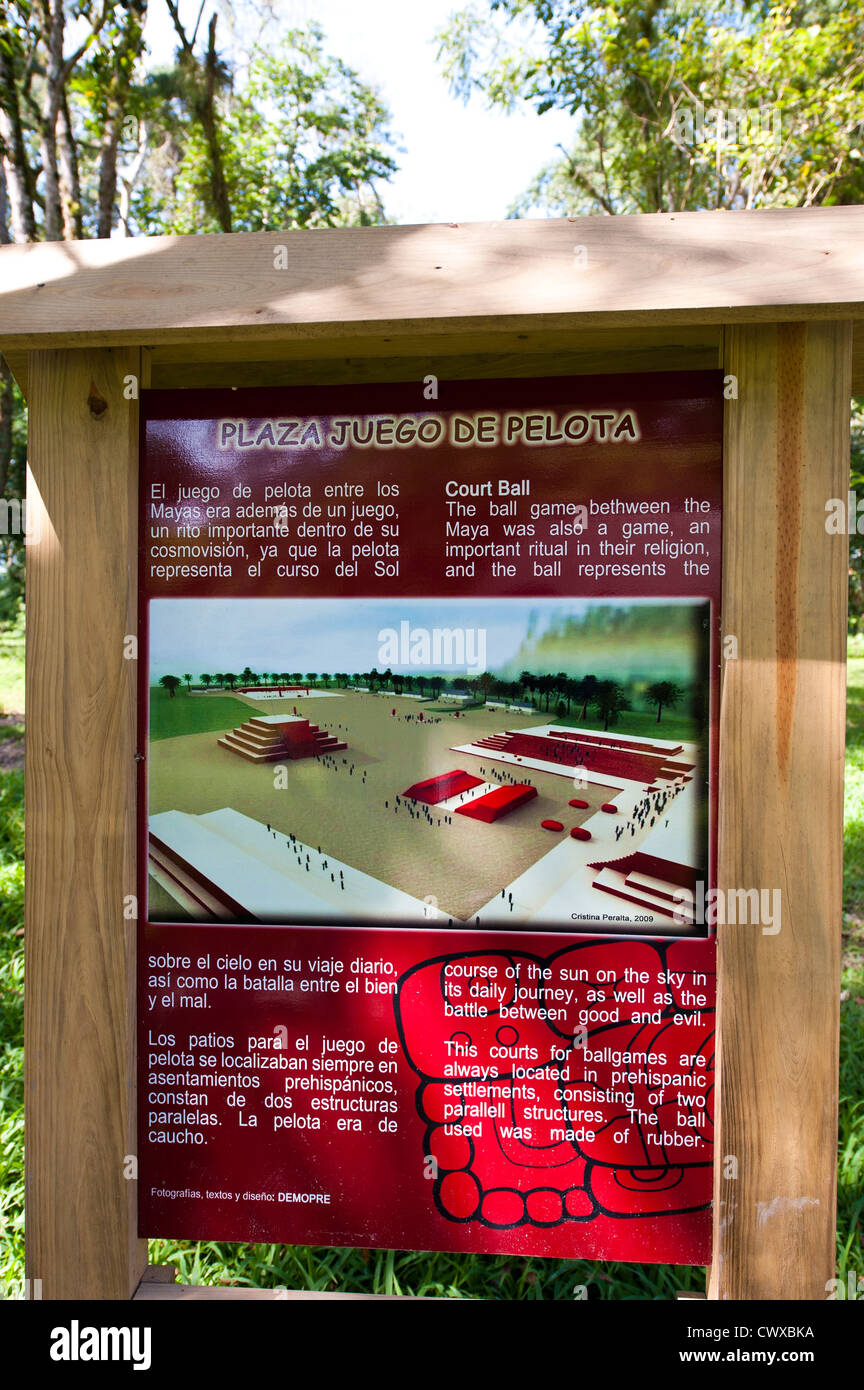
[
  {"xmin": 555, "ymin": 704, "xmax": 700, "ymax": 742},
  {"xmin": 591, "ymin": 677, "xmax": 630, "ymax": 730},
  {"xmin": 850, "ymin": 400, "xmax": 864, "ymax": 633},
  {"xmin": 0, "ymin": 770, "xmax": 24, "ymax": 1297},
  {"xmin": 1, "ymin": 4, "xmax": 398, "ymax": 240},
  {"xmin": 129, "ymin": 26, "xmax": 397, "ymax": 234},
  {"xmin": 143, "ymin": 1238, "xmax": 708, "ymax": 1298},
  {"xmin": 507, "ymin": 605, "xmax": 705, "ymax": 698},
  {"xmin": 1, "ymin": 4, "xmax": 397, "ymax": 625},
  {"xmin": 0, "ymin": 610, "xmax": 24, "ymax": 712},
  {"xmin": 844, "ymin": 654, "xmax": 864, "ymax": 919},
  {"xmin": 438, "ymin": 0, "xmax": 864, "ymax": 215},
  {"xmin": 0, "ymin": 374, "xmax": 27, "ymax": 628},
  {"xmin": 646, "ymin": 680, "xmax": 682, "ymax": 722},
  {"xmin": 437, "ymin": 2, "xmax": 864, "ymax": 622},
  {"xmin": 840, "ymin": 652, "xmax": 864, "ymax": 1289}
]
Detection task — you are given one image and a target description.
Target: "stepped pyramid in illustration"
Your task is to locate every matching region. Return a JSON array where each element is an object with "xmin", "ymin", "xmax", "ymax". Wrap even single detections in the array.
[
  {"xmin": 587, "ymin": 850, "xmax": 697, "ymax": 923},
  {"xmin": 218, "ymin": 713, "xmax": 346, "ymax": 763}
]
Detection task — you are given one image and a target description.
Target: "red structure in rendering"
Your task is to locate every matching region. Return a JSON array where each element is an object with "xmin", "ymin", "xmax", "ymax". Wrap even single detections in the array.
[
  {"xmin": 236, "ymin": 683, "xmax": 309, "ymax": 696},
  {"xmin": 455, "ymin": 783, "xmax": 537, "ymax": 822},
  {"xmin": 403, "ymin": 769, "xmax": 483, "ymax": 804},
  {"xmin": 586, "ymin": 849, "xmax": 698, "ymax": 920},
  {"xmin": 218, "ymin": 714, "xmax": 346, "ymax": 763}
]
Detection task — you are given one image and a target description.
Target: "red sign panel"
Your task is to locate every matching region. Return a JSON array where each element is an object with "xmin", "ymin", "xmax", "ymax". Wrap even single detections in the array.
[{"xmin": 138, "ymin": 372, "xmax": 721, "ymax": 1263}]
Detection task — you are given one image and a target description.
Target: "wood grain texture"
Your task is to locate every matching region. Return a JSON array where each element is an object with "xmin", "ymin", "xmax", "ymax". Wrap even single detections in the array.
[
  {"xmin": 134, "ymin": 1284, "xmax": 408, "ymax": 1301},
  {"xmin": 0, "ymin": 209, "xmax": 862, "ymax": 352},
  {"xmin": 148, "ymin": 323, "xmax": 719, "ymax": 366},
  {"xmin": 710, "ymin": 322, "xmax": 850, "ymax": 1300},
  {"xmin": 7, "ymin": 324, "xmax": 864, "ymax": 396},
  {"xmin": 25, "ymin": 347, "xmax": 147, "ymax": 1299},
  {"xmin": 149, "ymin": 339, "xmax": 721, "ymax": 390}
]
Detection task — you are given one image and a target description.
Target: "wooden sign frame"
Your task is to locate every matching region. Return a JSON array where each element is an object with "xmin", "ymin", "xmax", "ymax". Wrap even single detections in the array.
[{"xmin": 1, "ymin": 207, "xmax": 859, "ymax": 1300}]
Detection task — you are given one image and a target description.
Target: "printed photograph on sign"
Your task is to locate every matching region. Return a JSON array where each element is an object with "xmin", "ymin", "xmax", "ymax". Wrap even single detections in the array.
[{"xmin": 146, "ymin": 594, "xmax": 711, "ymax": 935}]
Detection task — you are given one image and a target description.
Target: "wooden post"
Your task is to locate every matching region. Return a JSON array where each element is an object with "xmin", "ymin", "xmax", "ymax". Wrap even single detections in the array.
[
  {"xmin": 25, "ymin": 348, "xmax": 146, "ymax": 1299},
  {"xmin": 710, "ymin": 322, "xmax": 850, "ymax": 1300}
]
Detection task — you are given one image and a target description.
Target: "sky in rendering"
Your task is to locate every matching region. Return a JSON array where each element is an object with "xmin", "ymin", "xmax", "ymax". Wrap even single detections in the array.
[{"xmin": 149, "ymin": 596, "xmax": 704, "ymax": 680}]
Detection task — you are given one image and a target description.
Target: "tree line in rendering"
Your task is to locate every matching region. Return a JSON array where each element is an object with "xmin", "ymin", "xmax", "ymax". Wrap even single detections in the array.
[{"xmin": 157, "ymin": 667, "xmax": 688, "ymax": 729}]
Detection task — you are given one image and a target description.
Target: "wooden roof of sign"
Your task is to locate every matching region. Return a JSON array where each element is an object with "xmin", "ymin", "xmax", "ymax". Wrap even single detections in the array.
[{"xmin": 1, "ymin": 207, "xmax": 863, "ymax": 391}]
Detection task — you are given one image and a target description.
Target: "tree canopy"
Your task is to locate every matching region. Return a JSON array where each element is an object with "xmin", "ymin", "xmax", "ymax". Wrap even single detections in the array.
[
  {"xmin": 2, "ymin": 2, "xmax": 863, "ymax": 627},
  {"xmin": 0, "ymin": 2, "xmax": 397, "ymax": 242},
  {"xmin": 437, "ymin": 0, "xmax": 864, "ymax": 626},
  {"xmin": 437, "ymin": 1, "xmax": 864, "ymax": 216},
  {"xmin": 0, "ymin": 0, "xmax": 398, "ymax": 619}
]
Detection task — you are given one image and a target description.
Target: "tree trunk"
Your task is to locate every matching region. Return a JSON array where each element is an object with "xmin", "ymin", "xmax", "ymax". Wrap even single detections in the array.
[
  {"xmin": 56, "ymin": 93, "xmax": 82, "ymax": 239},
  {"xmin": 0, "ymin": 357, "xmax": 13, "ymax": 498},
  {"xmin": 38, "ymin": 0, "xmax": 66, "ymax": 241},
  {"xmin": 166, "ymin": 4, "xmax": 232, "ymax": 232},
  {"xmin": 97, "ymin": 115, "xmax": 121, "ymax": 238},
  {"xmin": 97, "ymin": 1, "xmax": 148, "ymax": 238},
  {"xmin": 199, "ymin": 15, "xmax": 232, "ymax": 232},
  {"xmin": 36, "ymin": 0, "xmax": 116, "ymax": 239},
  {"xmin": 117, "ymin": 125, "xmax": 148, "ymax": 235},
  {"xmin": 0, "ymin": 46, "xmax": 37, "ymax": 241}
]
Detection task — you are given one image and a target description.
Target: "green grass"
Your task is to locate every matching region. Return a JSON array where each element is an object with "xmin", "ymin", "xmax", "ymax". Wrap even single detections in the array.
[
  {"xmin": 545, "ymin": 706, "xmax": 700, "ymax": 742},
  {"xmin": 0, "ymin": 636, "xmax": 862, "ymax": 1298},
  {"xmin": 149, "ymin": 686, "xmax": 261, "ymax": 741},
  {"xmin": 844, "ymin": 652, "xmax": 864, "ymax": 920},
  {"xmin": 840, "ymin": 646, "xmax": 864, "ymax": 1290},
  {"xmin": 0, "ymin": 612, "xmax": 24, "ymax": 715},
  {"xmin": 421, "ymin": 698, "xmax": 699, "ymax": 740},
  {"xmin": 0, "ymin": 770, "xmax": 24, "ymax": 1298},
  {"xmin": 143, "ymin": 1239, "xmax": 706, "ymax": 1299}
]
